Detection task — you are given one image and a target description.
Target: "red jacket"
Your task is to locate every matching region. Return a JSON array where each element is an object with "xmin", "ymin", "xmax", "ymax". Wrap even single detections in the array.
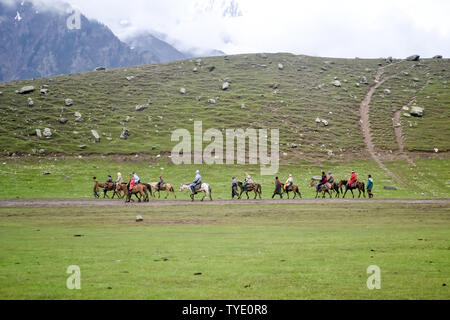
[
  {"xmin": 348, "ymin": 173, "xmax": 357, "ymax": 185},
  {"xmin": 320, "ymin": 175, "xmax": 328, "ymax": 184},
  {"xmin": 129, "ymin": 177, "xmax": 136, "ymax": 191}
]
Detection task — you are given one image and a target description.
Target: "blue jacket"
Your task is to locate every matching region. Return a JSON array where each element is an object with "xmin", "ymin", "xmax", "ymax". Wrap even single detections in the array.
[
  {"xmin": 367, "ymin": 178, "xmax": 374, "ymax": 190},
  {"xmin": 133, "ymin": 174, "xmax": 140, "ymax": 183},
  {"xmin": 193, "ymin": 174, "xmax": 202, "ymax": 185}
]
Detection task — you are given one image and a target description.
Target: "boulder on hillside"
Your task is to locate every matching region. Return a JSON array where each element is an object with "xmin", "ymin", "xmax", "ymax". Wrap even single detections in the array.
[
  {"xmin": 332, "ymin": 80, "xmax": 341, "ymax": 87},
  {"xmin": 361, "ymin": 76, "xmax": 369, "ymax": 85},
  {"xmin": 18, "ymin": 86, "xmax": 35, "ymax": 94},
  {"xmin": 28, "ymin": 97, "xmax": 34, "ymax": 106},
  {"xmin": 95, "ymin": 67, "xmax": 106, "ymax": 71},
  {"xmin": 120, "ymin": 128, "xmax": 131, "ymax": 140},
  {"xmin": 222, "ymin": 82, "xmax": 230, "ymax": 90},
  {"xmin": 135, "ymin": 105, "xmax": 147, "ymax": 112},
  {"xmin": 257, "ymin": 53, "xmax": 268, "ymax": 59},
  {"xmin": 278, "ymin": 63, "xmax": 284, "ymax": 70},
  {"xmin": 384, "ymin": 89, "xmax": 391, "ymax": 95},
  {"xmin": 180, "ymin": 88, "xmax": 186, "ymax": 94},
  {"xmin": 43, "ymin": 128, "xmax": 52, "ymax": 138},
  {"xmin": 65, "ymin": 98, "xmax": 73, "ymax": 106},
  {"xmin": 91, "ymin": 130, "xmax": 100, "ymax": 142},
  {"xmin": 40, "ymin": 89, "xmax": 49, "ymax": 95},
  {"xmin": 59, "ymin": 118, "xmax": 68, "ymax": 124},
  {"xmin": 208, "ymin": 99, "xmax": 216, "ymax": 104},
  {"xmin": 410, "ymin": 106, "xmax": 424, "ymax": 117},
  {"xmin": 433, "ymin": 55, "xmax": 443, "ymax": 59},
  {"xmin": 406, "ymin": 55, "xmax": 420, "ymax": 61},
  {"xmin": 36, "ymin": 129, "xmax": 42, "ymax": 138}
]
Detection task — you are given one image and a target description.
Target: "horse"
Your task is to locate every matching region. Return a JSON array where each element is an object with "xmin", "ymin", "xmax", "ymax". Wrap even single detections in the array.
[
  {"xmin": 328, "ymin": 181, "xmax": 341, "ymax": 198},
  {"xmin": 117, "ymin": 183, "xmax": 152, "ymax": 203},
  {"xmin": 93, "ymin": 177, "xmax": 112, "ymax": 199},
  {"xmin": 341, "ymin": 180, "xmax": 366, "ymax": 199},
  {"xmin": 309, "ymin": 180, "xmax": 333, "ymax": 199},
  {"xmin": 180, "ymin": 183, "xmax": 212, "ymax": 202},
  {"xmin": 148, "ymin": 182, "xmax": 177, "ymax": 199},
  {"xmin": 237, "ymin": 181, "xmax": 262, "ymax": 200},
  {"xmin": 282, "ymin": 184, "xmax": 302, "ymax": 199}
]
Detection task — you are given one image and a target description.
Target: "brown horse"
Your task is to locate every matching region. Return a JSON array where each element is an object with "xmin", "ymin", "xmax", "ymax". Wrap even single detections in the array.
[
  {"xmin": 93, "ymin": 177, "xmax": 113, "ymax": 199},
  {"xmin": 341, "ymin": 180, "xmax": 366, "ymax": 199},
  {"xmin": 283, "ymin": 184, "xmax": 302, "ymax": 199},
  {"xmin": 237, "ymin": 181, "xmax": 262, "ymax": 200},
  {"xmin": 117, "ymin": 183, "xmax": 152, "ymax": 203},
  {"xmin": 148, "ymin": 182, "xmax": 177, "ymax": 199},
  {"xmin": 329, "ymin": 182, "xmax": 341, "ymax": 198},
  {"xmin": 309, "ymin": 180, "xmax": 333, "ymax": 199}
]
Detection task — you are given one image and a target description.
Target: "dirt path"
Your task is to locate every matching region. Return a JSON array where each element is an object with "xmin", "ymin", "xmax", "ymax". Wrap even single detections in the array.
[
  {"xmin": 394, "ymin": 97, "xmax": 416, "ymax": 166},
  {"xmin": 0, "ymin": 198, "xmax": 449, "ymax": 208},
  {"xmin": 359, "ymin": 68, "xmax": 403, "ymax": 184}
]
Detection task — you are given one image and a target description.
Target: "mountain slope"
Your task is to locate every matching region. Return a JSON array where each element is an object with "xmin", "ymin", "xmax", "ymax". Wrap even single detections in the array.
[{"xmin": 0, "ymin": 53, "xmax": 448, "ymax": 162}]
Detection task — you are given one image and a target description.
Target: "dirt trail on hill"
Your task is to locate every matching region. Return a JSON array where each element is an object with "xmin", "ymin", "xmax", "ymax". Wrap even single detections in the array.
[
  {"xmin": 394, "ymin": 96, "xmax": 416, "ymax": 166},
  {"xmin": 359, "ymin": 68, "xmax": 403, "ymax": 184},
  {"xmin": 0, "ymin": 199, "xmax": 449, "ymax": 208}
]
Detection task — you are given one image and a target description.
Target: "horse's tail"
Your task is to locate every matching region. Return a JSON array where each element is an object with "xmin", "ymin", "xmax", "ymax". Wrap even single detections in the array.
[
  {"xmin": 362, "ymin": 182, "xmax": 366, "ymax": 193},
  {"xmin": 146, "ymin": 184, "xmax": 153, "ymax": 196}
]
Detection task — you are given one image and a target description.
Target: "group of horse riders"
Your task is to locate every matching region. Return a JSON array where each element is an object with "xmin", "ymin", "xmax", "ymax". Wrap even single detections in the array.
[{"xmin": 314, "ymin": 170, "xmax": 374, "ymax": 198}]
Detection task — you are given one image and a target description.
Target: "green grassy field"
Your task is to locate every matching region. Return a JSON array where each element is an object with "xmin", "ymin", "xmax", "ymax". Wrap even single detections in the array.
[
  {"xmin": 0, "ymin": 202, "xmax": 449, "ymax": 300},
  {"xmin": 0, "ymin": 157, "xmax": 449, "ymax": 200}
]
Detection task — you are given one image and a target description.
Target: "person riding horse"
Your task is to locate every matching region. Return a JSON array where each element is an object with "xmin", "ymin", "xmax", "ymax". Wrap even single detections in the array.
[
  {"xmin": 190, "ymin": 170, "xmax": 202, "ymax": 194},
  {"xmin": 327, "ymin": 171, "xmax": 335, "ymax": 184},
  {"xmin": 128, "ymin": 174, "xmax": 136, "ymax": 191},
  {"xmin": 317, "ymin": 172, "xmax": 328, "ymax": 192},
  {"xmin": 347, "ymin": 171, "xmax": 358, "ymax": 188},
  {"xmin": 157, "ymin": 175, "xmax": 166, "ymax": 191},
  {"xmin": 133, "ymin": 172, "xmax": 141, "ymax": 184},
  {"xmin": 243, "ymin": 173, "xmax": 254, "ymax": 192},
  {"xmin": 116, "ymin": 172, "xmax": 123, "ymax": 185},
  {"xmin": 284, "ymin": 174, "xmax": 294, "ymax": 191}
]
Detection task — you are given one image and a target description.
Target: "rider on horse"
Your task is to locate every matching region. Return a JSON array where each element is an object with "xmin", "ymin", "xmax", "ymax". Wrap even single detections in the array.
[
  {"xmin": 116, "ymin": 172, "xmax": 123, "ymax": 185},
  {"xmin": 128, "ymin": 174, "xmax": 136, "ymax": 191},
  {"xmin": 243, "ymin": 173, "xmax": 254, "ymax": 192},
  {"xmin": 157, "ymin": 175, "xmax": 166, "ymax": 190},
  {"xmin": 284, "ymin": 174, "xmax": 294, "ymax": 191},
  {"xmin": 327, "ymin": 171, "xmax": 335, "ymax": 184},
  {"xmin": 190, "ymin": 170, "xmax": 202, "ymax": 194},
  {"xmin": 133, "ymin": 172, "xmax": 141, "ymax": 184},
  {"xmin": 317, "ymin": 172, "xmax": 328, "ymax": 192},
  {"xmin": 347, "ymin": 171, "xmax": 357, "ymax": 188}
]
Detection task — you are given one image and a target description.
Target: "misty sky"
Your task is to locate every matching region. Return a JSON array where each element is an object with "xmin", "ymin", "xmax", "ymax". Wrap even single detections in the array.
[{"xmin": 3, "ymin": 0, "xmax": 450, "ymax": 58}]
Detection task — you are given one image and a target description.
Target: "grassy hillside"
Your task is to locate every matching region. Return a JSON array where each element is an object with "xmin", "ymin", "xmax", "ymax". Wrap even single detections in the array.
[{"xmin": 1, "ymin": 53, "xmax": 448, "ymax": 160}]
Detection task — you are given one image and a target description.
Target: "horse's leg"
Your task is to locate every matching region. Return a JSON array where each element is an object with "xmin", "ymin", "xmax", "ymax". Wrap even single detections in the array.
[{"xmin": 351, "ymin": 189, "xmax": 355, "ymax": 199}]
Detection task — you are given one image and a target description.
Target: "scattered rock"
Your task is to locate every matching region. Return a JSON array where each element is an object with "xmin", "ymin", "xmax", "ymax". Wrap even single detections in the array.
[
  {"xmin": 91, "ymin": 130, "xmax": 100, "ymax": 142},
  {"xmin": 126, "ymin": 76, "xmax": 135, "ymax": 81},
  {"xmin": 332, "ymin": 80, "xmax": 341, "ymax": 87},
  {"xmin": 40, "ymin": 89, "xmax": 48, "ymax": 95},
  {"xmin": 223, "ymin": 77, "xmax": 232, "ymax": 83},
  {"xmin": 41, "ymin": 172, "xmax": 51, "ymax": 175},
  {"xmin": 356, "ymin": 83, "xmax": 360, "ymax": 88},
  {"xmin": 386, "ymin": 56, "xmax": 393, "ymax": 64},
  {"xmin": 241, "ymin": 104, "xmax": 246, "ymax": 109},
  {"xmin": 402, "ymin": 106, "xmax": 410, "ymax": 111},
  {"xmin": 257, "ymin": 53, "xmax": 268, "ymax": 59},
  {"xmin": 18, "ymin": 86, "xmax": 35, "ymax": 94},
  {"xmin": 180, "ymin": 88, "xmax": 186, "ymax": 95},
  {"xmin": 222, "ymin": 82, "xmax": 230, "ymax": 90},
  {"xmin": 410, "ymin": 106, "xmax": 424, "ymax": 117},
  {"xmin": 74, "ymin": 112, "xmax": 82, "ymax": 118},
  {"xmin": 315, "ymin": 118, "xmax": 321, "ymax": 124},
  {"xmin": 65, "ymin": 98, "xmax": 73, "ymax": 106},
  {"xmin": 95, "ymin": 67, "xmax": 106, "ymax": 71},
  {"xmin": 208, "ymin": 66, "xmax": 216, "ymax": 72},
  {"xmin": 384, "ymin": 89, "xmax": 391, "ymax": 95},
  {"xmin": 322, "ymin": 119, "xmax": 329, "ymax": 127},
  {"xmin": 36, "ymin": 129, "xmax": 42, "ymax": 138},
  {"xmin": 291, "ymin": 144, "xmax": 298, "ymax": 149},
  {"xmin": 384, "ymin": 186, "xmax": 397, "ymax": 190},
  {"xmin": 28, "ymin": 97, "xmax": 34, "ymax": 106},
  {"xmin": 59, "ymin": 118, "xmax": 68, "ymax": 124},
  {"xmin": 433, "ymin": 55, "xmax": 443, "ymax": 59},
  {"xmin": 434, "ymin": 148, "xmax": 439, "ymax": 153},
  {"xmin": 196, "ymin": 59, "xmax": 203, "ymax": 66},
  {"xmin": 136, "ymin": 216, "xmax": 144, "ymax": 222},
  {"xmin": 208, "ymin": 99, "xmax": 216, "ymax": 104},
  {"xmin": 120, "ymin": 128, "xmax": 131, "ymax": 140},
  {"xmin": 406, "ymin": 55, "xmax": 420, "ymax": 61},
  {"xmin": 403, "ymin": 113, "xmax": 411, "ymax": 118},
  {"xmin": 361, "ymin": 76, "xmax": 369, "ymax": 85},
  {"xmin": 79, "ymin": 145, "xmax": 87, "ymax": 150},
  {"xmin": 193, "ymin": 67, "xmax": 198, "ymax": 73},
  {"xmin": 38, "ymin": 149, "xmax": 46, "ymax": 154},
  {"xmin": 135, "ymin": 105, "xmax": 147, "ymax": 112},
  {"xmin": 43, "ymin": 128, "xmax": 52, "ymax": 138},
  {"xmin": 413, "ymin": 78, "xmax": 420, "ymax": 82},
  {"xmin": 278, "ymin": 63, "xmax": 284, "ymax": 70}
]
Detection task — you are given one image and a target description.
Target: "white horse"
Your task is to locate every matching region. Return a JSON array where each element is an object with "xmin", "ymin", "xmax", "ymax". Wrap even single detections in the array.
[{"xmin": 180, "ymin": 183, "xmax": 212, "ymax": 202}]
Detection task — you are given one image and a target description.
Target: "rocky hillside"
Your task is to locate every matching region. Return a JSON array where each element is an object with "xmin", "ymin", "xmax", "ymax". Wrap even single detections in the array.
[{"xmin": 0, "ymin": 53, "xmax": 448, "ymax": 162}]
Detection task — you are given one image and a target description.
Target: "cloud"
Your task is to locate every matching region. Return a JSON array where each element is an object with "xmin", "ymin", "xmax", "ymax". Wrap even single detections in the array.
[{"xmin": 2, "ymin": 0, "xmax": 449, "ymax": 58}]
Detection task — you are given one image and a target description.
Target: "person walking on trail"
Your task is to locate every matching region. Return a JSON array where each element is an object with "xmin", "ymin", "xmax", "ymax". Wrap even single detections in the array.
[
  {"xmin": 243, "ymin": 173, "xmax": 254, "ymax": 192},
  {"xmin": 232, "ymin": 176, "xmax": 239, "ymax": 199},
  {"xmin": 327, "ymin": 171, "xmax": 335, "ymax": 184},
  {"xmin": 273, "ymin": 177, "xmax": 283, "ymax": 199},
  {"xmin": 317, "ymin": 171, "xmax": 328, "ymax": 192},
  {"xmin": 367, "ymin": 175, "xmax": 374, "ymax": 198},
  {"xmin": 284, "ymin": 174, "xmax": 294, "ymax": 191},
  {"xmin": 132, "ymin": 172, "xmax": 141, "ymax": 184},
  {"xmin": 347, "ymin": 170, "xmax": 357, "ymax": 188},
  {"xmin": 157, "ymin": 175, "xmax": 166, "ymax": 190},
  {"xmin": 190, "ymin": 170, "xmax": 202, "ymax": 194},
  {"xmin": 116, "ymin": 172, "xmax": 123, "ymax": 185}
]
